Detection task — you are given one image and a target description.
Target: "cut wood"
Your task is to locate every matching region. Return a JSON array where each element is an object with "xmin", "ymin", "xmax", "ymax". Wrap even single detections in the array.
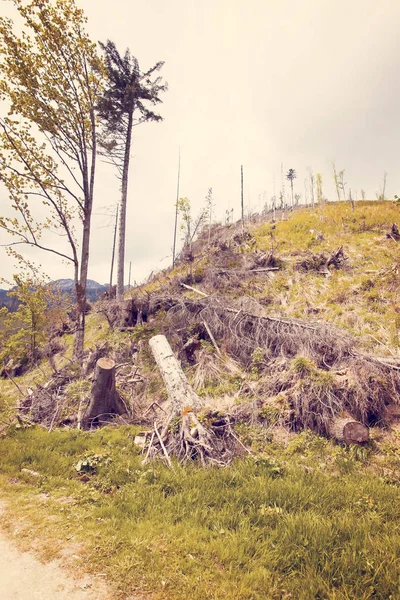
[
  {"xmin": 180, "ymin": 283, "xmax": 208, "ymax": 297},
  {"xmin": 327, "ymin": 416, "xmax": 369, "ymax": 444},
  {"xmin": 82, "ymin": 357, "xmax": 126, "ymax": 428},
  {"xmin": 149, "ymin": 335, "xmax": 202, "ymax": 411},
  {"xmin": 203, "ymin": 320, "xmax": 221, "ymax": 355},
  {"xmin": 146, "ymin": 334, "xmax": 237, "ymax": 464}
]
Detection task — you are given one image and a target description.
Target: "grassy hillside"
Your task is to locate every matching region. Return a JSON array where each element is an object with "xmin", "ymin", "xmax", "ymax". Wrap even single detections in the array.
[{"xmin": 1, "ymin": 200, "xmax": 400, "ymax": 600}]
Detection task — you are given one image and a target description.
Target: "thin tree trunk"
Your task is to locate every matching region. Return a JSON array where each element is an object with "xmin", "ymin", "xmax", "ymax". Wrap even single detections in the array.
[
  {"xmin": 73, "ymin": 109, "xmax": 97, "ymax": 359},
  {"xmin": 109, "ymin": 204, "xmax": 119, "ymax": 295},
  {"xmin": 116, "ymin": 109, "xmax": 134, "ymax": 299},
  {"xmin": 172, "ymin": 149, "xmax": 180, "ymax": 267},
  {"xmin": 241, "ymin": 165, "xmax": 244, "ymax": 234}
]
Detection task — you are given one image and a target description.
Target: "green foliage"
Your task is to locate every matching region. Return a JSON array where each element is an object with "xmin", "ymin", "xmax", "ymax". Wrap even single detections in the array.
[
  {"xmin": 291, "ymin": 356, "xmax": 317, "ymax": 376},
  {"xmin": 250, "ymin": 346, "xmax": 265, "ymax": 375},
  {"xmin": 0, "ymin": 274, "xmax": 50, "ymax": 367}
]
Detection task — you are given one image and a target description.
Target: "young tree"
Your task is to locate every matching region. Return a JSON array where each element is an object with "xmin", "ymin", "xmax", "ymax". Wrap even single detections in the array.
[
  {"xmin": 376, "ymin": 171, "xmax": 387, "ymax": 201},
  {"xmin": 0, "ymin": 269, "xmax": 67, "ymax": 371},
  {"xmin": 316, "ymin": 173, "xmax": 324, "ymax": 204},
  {"xmin": 0, "ymin": 0, "xmax": 104, "ymax": 358},
  {"xmin": 331, "ymin": 161, "xmax": 341, "ymax": 201},
  {"xmin": 205, "ymin": 187, "xmax": 214, "ymax": 246},
  {"xmin": 338, "ymin": 170, "xmax": 347, "ymax": 201},
  {"xmin": 286, "ymin": 168, "xmax": 297, "ymax": 207},
  {"xmin": 361, "ymin": 189, "xmax": 366, "ymax": 201},
  {"xmin": 97, "ymin": 40, "xmax": 167, "ymax": 299},
  {"xmin": 307, "ymin": 167, "xmax": 315, "ymax": 208}
]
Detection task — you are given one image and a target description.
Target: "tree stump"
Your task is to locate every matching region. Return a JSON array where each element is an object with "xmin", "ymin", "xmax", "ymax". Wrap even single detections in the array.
[
  {"xmin": 82, "ymin": 357, "xmax": 126, "ymax": 428},
  {"xmin": 327, "ymin": 417, "xmax": 369, "ymax": 444}
]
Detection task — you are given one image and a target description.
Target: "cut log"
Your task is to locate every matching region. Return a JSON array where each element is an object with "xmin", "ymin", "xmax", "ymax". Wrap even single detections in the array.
[
  {"xmin": 327, "ymin": 417, "xmax": 369, "ymax": 444},
  {"xmin": 149, "ymin": 335, "xmax": 202, "ymax": 411},
  {"xmin": 147, "ymin": 335, "xmax": 235, "ymax": 465},
  {"xmin": 82, "ymin": 357, "xmax": 126, "ymax": 428}
]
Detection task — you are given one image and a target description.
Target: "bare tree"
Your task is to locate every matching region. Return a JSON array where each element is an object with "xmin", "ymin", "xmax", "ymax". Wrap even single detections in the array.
[
  {"xmin": 286, "ymin": 169, "xmax": 297, "ymax": 207},
  {"xmin": 97, "ymin": 40, "xmax": 167, "ymax": 299},
  {"xmin": 205, "ymin": 187, "xmax": 215, "ymax": 246},
  {"xmin": 376, "ymin": 171, "xmax": 388, "ymax": 201},
  {"xmin": 338, "ymin": 170, "xmax": 347, "ymax": 201},
  {"xmin": 307, "ymin": 167, "xmax": 315, "ymax": 208},
  {"xmin": 331, "ymin": 161, "xmax": 341, "ymax": 201},
  {"xmin": 172, "ymin": 149, "xmax": 181, "ymax": 267}
]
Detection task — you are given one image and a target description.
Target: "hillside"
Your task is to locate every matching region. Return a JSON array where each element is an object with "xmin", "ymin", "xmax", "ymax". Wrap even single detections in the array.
[{"xmin": 1, "ymin": 200, "xmax": 400, "ymax": 600}]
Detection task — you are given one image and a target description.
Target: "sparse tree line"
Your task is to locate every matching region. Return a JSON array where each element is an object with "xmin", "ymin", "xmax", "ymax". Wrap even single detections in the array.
[
  {"xmin": 0, "ymin": 0, "xmax": 167, "ymax": 359},
  {"xmin": 260, "ymin": 163, "xmax": 389, "ymax": 215}
]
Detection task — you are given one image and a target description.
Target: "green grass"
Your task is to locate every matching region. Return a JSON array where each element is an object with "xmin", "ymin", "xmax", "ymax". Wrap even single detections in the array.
[
  {"xmin": 2, "ymin": 426, "xmax": 400, "ymax": 599},
  {"xmin": 249, "ymin": 201, "xmax": 400, "ymax": 349}
]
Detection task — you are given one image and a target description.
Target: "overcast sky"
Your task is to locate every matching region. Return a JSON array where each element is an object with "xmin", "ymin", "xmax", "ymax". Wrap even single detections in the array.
[{"xmin": 1, "ymin": 0, "xmax": 400, "ymax": 286}]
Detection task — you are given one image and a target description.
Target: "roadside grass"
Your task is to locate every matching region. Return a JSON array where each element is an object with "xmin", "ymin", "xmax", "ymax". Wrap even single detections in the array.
[{"xmin": 1, "ymin": 426, "xmax": 400, "ymax": 599}]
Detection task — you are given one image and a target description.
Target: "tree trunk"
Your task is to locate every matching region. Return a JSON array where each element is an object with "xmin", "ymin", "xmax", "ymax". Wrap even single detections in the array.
[
  {"xmin": 149, "ymin": 334, "xmax": 202, "ymax": 411},
  {"xmin": 109, "ymin": 204, "xmax": 119, "ymax": 295},
  {"xmin": 82, "ymin": 357, "xmax": 126, "ymax": 428},
  {"xmin": 116, "ymin": 109, "xmax": 134, "ymax": 299},
  {"xmin": 327, "ymin": 417, "xmax": 369, "ymax": 444},
  {"xmin": 73, "ymin": 107, "xmax": 97, "ymax": 359}
]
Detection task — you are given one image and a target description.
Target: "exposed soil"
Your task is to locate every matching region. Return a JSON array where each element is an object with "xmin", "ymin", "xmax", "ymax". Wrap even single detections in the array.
[{"xmin": 0, "ymin": 502, "xmax": 108, "ymax": 600}]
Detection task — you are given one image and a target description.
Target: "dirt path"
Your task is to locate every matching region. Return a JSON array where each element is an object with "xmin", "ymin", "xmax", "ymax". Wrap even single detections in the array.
[{"xmin": 0, "ymin": 531, "xmax": 108, "ymax": 600}]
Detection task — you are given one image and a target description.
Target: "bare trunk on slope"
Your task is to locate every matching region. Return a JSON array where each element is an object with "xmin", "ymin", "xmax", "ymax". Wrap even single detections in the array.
[{"xmin": 116, "ymin": 110, "xmax": 134, "ymax": 299}]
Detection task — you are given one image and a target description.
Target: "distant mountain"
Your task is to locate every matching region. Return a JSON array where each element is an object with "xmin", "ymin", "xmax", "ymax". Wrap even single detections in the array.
[
  {"xmin": 0, "ymin": 279, "xmax": 108, "ymax": 311},
  {"xmin": 51, "ymin": 279, "xmax": 108, "ymax": 302}
]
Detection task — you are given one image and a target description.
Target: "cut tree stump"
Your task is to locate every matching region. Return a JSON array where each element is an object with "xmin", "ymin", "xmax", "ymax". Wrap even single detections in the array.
[
  {"xmin": 82, "ymin": 357, "xmax": 126, "ymax": 428},
  {"xmin": 327, "ymin": 416, "xmax": 369, "ymax": 444}
]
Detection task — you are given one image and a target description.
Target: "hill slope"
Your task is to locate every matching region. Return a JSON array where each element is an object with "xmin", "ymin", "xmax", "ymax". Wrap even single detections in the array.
[{"xmin": 1, "ymin": 200, "xmax": 400, "ymax": 600}]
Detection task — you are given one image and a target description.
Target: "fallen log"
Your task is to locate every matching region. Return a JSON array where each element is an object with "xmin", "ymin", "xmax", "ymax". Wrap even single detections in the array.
[
  {"xmin": 327, "ymin": 416, "xmax": 369, "ymax": 444},
  {"xmin": 149, "ymin": 335, "xmax": 202, "ymax": 411},
  {"xmin": 146, "ymin": 334, "xmax": 236, "ymax": 465},
  {"xmin": 82, "ymin": 357, "xmax": 127, "ymax": 428}
]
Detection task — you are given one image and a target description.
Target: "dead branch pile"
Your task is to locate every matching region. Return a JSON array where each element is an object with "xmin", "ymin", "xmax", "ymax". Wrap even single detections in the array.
[
  {"xmin": 166, "ymin": 295, "xmax": 354, "ymax": 368},
  {"xmin": 253, "ymin": 355, "xmax": 400, "ymax": 435},
  {"xmin": 295, "ymin": 246, "xmax": 348, "ymax": 273},
  {"xmin": 157, "ymin": 295, "xmax": 400, "ymax": 432}
]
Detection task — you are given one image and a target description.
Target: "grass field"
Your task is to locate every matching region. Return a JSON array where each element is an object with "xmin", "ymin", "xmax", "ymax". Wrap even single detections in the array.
[{"xmin": 1, "ymin": 425, "xmax": 400, "ymax": 600}]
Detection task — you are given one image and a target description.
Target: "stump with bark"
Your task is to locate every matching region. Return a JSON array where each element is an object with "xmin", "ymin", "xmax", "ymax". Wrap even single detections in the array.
[
  {"xmin": 81, "ymin": 358, "xmax": 127, "ymax": 428},
  {"xmin": 144, "ymin": 335, "xmax": 236, "ymax": 465}
]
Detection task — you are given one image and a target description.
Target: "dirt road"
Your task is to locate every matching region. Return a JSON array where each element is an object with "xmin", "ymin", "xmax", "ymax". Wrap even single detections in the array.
[{"xmin": 0, "ymin": 532, "xmax": 107, "ymax": 600}]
